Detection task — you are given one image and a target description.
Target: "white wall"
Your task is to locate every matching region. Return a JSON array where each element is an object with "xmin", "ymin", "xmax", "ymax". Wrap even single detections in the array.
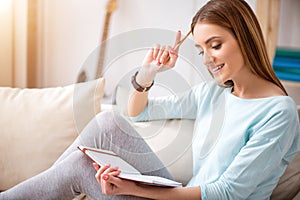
[
  {"xmin": 277, "ymin": 0, "xmax": 300, "ymax": 48},
  {"xmin": 39, "ymin": 0, "xmax": 204, "ymax": 90},
  {"xmin": 38, "ymin": 0, "xmax": 106, "ymax": 87},
  {"xmin": 36, "ymin": 0, "xmax": 299, "ymax": 94}
]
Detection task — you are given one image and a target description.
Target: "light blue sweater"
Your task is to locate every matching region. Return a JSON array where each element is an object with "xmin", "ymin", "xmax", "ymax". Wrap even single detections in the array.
[{"xmin": 131, "ymin": 81, "xmax": 300, "ymax": 200}]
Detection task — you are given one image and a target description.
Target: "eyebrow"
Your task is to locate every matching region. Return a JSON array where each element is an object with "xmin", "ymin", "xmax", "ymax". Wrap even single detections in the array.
[
  {"xmin": 195, "ymin": 36, "xmax": 221, "ymax": 48},
  {"xmin": 205, "ymin": 36, "xmax": 221, "ymax": 44}
]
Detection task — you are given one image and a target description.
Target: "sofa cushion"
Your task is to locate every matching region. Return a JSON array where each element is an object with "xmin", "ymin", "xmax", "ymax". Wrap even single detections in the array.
[
  {"xmin": 0, "ymin": 78, "xmax": 105, "ymax": 191},
  {"xmin": 270, "ymin": 106, "xmax": 300, "ymax": 200},
  {"xmin": 271, "ymin": 151, "xmax": 300, "ymax": 199},
  {"xmin": 114, "ymin": 84, "xmax": 194, "ymax": 185},
  {"xmin": 132, "ymin": 119, "xmax": 194, "ymax": 186}
]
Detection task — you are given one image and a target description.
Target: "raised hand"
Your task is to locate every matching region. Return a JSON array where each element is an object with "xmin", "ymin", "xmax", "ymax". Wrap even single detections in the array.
[{"xmin": 136, "ymin": 30, "xmax": 182, "ymax": 87}]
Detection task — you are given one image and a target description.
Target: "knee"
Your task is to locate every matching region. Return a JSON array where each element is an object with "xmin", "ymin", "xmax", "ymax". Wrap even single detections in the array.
[
  {"xmin": 59, "ymin": 151, "xmax": 91, "ymax": 176},
  {"xmin": 96, "ymin": 110, "xmax": 129, "ymax": 126},
  {"xmin": 95, "ymin": 110, "xmax": 115, "ymax": 122},
  {"xmin": 94, "ymin": 110, "xmax": 136, "ymax": 138},
  {"xmin": 95, "ymin": 110, "xmax": 119, "ymax": 129},
  {"xmin": 95, "ymin": 110, "xmax": 122, "ymax": 133}
]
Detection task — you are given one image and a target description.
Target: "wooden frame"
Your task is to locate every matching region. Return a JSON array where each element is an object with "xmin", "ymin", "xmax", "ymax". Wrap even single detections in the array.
[
  {"xmin": 0, "ymin": 0, "xmax": 13, "ymax": 86},
  {"xmin": 27, "ymin": 0, "xmax": 38, "ymax": 88},
  {"xmin": 256, "ymin": 0, "xmax": 280, "ymax": 63}
]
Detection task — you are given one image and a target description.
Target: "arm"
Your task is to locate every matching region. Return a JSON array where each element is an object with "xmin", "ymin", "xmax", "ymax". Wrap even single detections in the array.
[
  {"xmin": 132, "ymin": 184, "xmax": 201, "ymax": 200},
  {"xmin": 93, "ymin": 163, "xmax": 202, "ymax": 200},
  {"xmin": 127, "ymin": 31, "xmax": 182, "ymax": 117},
  {"xmin": 127, "ymin": 89, "xmax": 149, "ymax": 117},
  {"xmin": 197, "ymin": 102, "xmax": 300, "ymax": 199}
]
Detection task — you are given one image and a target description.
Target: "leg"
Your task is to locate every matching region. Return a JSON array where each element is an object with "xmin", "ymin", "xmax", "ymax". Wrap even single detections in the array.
[
  {"xmin": 91, "ymin": 111, "xmax": 172, "ymax": 177},
  {"xmin": 1, "ymin": 111, "xmax": 172, "ymax": 199},
  {"xmin": 1, "ymin": 150, "xmax": 147, "ymax": 200},
  {"xmin": 56, "ymin": 110, "xmax": 172, "ymax": 177}
]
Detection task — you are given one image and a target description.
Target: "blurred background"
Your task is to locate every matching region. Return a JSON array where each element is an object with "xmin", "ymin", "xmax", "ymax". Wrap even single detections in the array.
[{"xmin": 0, "ymin": 0, "xmax": 299, "ymax": 98}]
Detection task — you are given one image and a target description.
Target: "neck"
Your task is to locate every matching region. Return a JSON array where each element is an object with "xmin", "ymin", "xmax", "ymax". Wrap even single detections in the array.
[
  {"xmin": 231, "ymin": 68, "xmax": 272, "ymax": 99},
  {"xmin": 231, "ymin": 72, "xmax": 286, "ymax": 99}
]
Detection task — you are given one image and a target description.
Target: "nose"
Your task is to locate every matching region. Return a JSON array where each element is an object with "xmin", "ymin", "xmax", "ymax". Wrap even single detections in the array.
[{"xmin": 203, "ymin": 51, "xmax": 213, "ymax": 67}]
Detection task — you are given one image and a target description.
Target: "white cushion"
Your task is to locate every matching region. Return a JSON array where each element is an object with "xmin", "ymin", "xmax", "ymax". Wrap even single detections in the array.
[
  {"xmin": 0, "ymin": 78, "xmax": 105, "ymax": 190},
  {"xmin": 114, "ymin": 85, "xmax": 194, "ymax": 185},
  {"xmin": 133, "ymin": 119, "xmax": 194, "ymax": 185}
]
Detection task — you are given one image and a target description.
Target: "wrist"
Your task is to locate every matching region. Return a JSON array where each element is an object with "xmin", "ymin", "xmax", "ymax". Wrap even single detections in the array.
[
  {"xmin": 131, "ymin": 71, "xmax": 154, "ymax": 92},
  {"xmin": 131, "ymin": 183, "xmax": 155, "ymax": 198},
  {"xmin": 135, "ymin": 64, "xmax": 157, "ymax": 86}
]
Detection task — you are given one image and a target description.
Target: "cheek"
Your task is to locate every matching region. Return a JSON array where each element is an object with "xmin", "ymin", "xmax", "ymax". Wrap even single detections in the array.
[{"xmin": 224, "ymin": 45, "xmax": 244, "ymax": 67}]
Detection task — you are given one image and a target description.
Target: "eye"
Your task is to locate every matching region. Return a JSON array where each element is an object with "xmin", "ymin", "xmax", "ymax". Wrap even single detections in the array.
[
  {"xmin": 212, "ymin": 43, "xmax": 222, "ymax": 50},
  {"xmin": 198, "ymin": 51, "xmax": 204, "ymax": 56}
]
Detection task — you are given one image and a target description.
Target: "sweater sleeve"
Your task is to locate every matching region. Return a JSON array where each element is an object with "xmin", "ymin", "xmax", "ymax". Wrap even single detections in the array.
[
  {"xmin": 201, "ymin": 101, "xmax": 300, "ymax": 200},
  {"xmin": 130, "ymin": 83, "xmax": 206, "ymax": 122}
]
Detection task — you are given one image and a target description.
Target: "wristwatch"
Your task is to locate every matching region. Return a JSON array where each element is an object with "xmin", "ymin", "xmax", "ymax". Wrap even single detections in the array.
[{"xmin": 131, "ymin": 71, "xmax": 154, "ymax": 92}]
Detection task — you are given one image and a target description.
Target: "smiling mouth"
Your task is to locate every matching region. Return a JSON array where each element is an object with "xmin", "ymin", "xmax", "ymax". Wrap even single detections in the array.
[{"xmin": 211, "ymin": 64, "xmax": 224, "ymax": 73}]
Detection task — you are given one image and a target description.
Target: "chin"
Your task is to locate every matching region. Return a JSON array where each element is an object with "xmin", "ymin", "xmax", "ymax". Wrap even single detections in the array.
[
  {"xmin": 213, "ymin": 75, "xmax": 232, "ymax": 87},
  {"xmin": 213, "ymin": 74, "xmax": 224, "ymax": 83}
]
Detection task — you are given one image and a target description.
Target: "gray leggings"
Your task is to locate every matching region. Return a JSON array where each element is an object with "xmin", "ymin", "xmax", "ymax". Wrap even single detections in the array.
[{"xmin": 0, "ymin": 111, "xmax": 172, "ymax": 200}]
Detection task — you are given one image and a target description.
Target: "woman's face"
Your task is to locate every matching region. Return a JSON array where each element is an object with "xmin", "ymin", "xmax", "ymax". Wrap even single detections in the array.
[{"xmin": 193, "ymin": 23, "xmax": 246, "ymax": 84}]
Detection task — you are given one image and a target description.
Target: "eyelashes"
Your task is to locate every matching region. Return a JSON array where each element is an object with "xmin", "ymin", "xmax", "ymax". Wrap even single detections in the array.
[
  {"xmin": 212, "ymin": 43, "xmax": 222, "ymax": 50},
  {"xmin": 198, "ymin": 43, "xmax": 222, "ymax": 56}
]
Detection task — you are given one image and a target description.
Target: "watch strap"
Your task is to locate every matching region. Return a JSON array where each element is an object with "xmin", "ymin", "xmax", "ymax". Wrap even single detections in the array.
[{"xmin": 131, "ymin": 71, "xmax": 154, "ymax": 92}]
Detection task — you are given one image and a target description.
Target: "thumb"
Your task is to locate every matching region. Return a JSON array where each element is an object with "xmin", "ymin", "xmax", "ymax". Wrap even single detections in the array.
[{"xmin": 93, "ymin": 162, "xmax": 100, "ymax": 170}]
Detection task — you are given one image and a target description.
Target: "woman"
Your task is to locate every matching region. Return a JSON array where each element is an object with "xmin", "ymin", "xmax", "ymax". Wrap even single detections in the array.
[{"xmin": 1, "ymin": 0, "xmax": 299, "ymax": 199}]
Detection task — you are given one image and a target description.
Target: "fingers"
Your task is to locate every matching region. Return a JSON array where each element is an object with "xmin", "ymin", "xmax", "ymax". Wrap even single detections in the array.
[
  {"xmin": 173, "ymin": 30, "xmax": 182, "ymax": 52},
  {"xmin": 160, "ymin": 46, "xmax": 171, "ymax": 65},
  {"xmin": 152, "ymin": 44, "xmax": 160, "ymax": 60},
  {"xmin": 151, "ymin": 44, "xmax": 164, "ymax": 65},
  {"xmin": 143, "ymin": 30, "xmax": 181, "ymax": 68},
  {"xmin": 100, "ymin": 166, "xmax": 122, "ymax": 195},
  {"xmin": 156, "ymin": 45, "xmax": 167, "ymax": 64},
  {"xmin": 102, "ymin": 166, "xmax": 120, "ymax": 178},
  {"xmin": 142, "ymin": 44, "xmax": 167, "ymax": 66},
  {"xmin": 152, "ymin": 45, "xmax": 175, "ymax": 65},
  {"xmin": 142, "ymin": 47, "xmax": 155, "ymax": 66},
  {"xmin": 94, "ymin": 164, "xmax": 136, "ymax": 196},
  {"xmin": 94, "ymin": 163, "xmax": 121, "ymax": 182},
  {"xmin": 155, "ymin": 30, "xmax": 181, "ymax": 66},
  {"xmin": 102, "ymin": 171, "xmax": 123, "ymax": 186},
  {"xmin": 95, "ymin": 164, "xmax": 111, "ymax": 183},
  {"xmin": 102, "ymin": 169, "xmax": 121, "ymax": 183},
  {"xmin": 168, "ymin": 48, "xmax": 178, "ymax": 64},
  {"xmin": 93, "ymin": 162, "xmax": 100, "ymax": 170}
]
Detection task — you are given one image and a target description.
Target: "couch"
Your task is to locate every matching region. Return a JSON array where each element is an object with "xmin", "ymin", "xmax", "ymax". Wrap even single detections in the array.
[{"xmin": 0, "ymin": 79, "xmax": 299, "ymax": 200}]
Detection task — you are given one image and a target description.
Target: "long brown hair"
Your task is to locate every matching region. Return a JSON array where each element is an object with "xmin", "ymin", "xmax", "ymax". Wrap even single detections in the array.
[{"xmin": 191, "ymin": 0, "xmax": 287, "ymax": 95}]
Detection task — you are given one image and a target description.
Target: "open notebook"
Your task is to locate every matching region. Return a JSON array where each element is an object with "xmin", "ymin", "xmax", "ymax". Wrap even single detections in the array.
[{"xmin": 78, "ymin": 146, "xmax": 182, "ymax": 187}]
